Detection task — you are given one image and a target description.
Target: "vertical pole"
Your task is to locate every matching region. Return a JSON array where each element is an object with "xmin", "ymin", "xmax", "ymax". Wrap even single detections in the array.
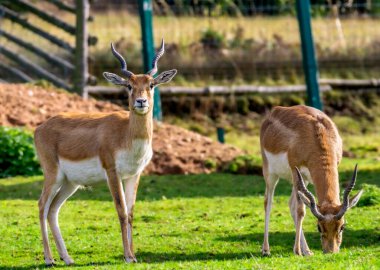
[
  {"xmin": 296, "ymin": 0, "xmax": 323, "ymax": 110},
  {"xmin": 138, "ymin": 0, "xmax": 162, "ymax": 121},
  {"xmin": 217, "ymin": 127, "xmax": 225, "ymax": 144},
  {"xmin": 74, "ymin": 0, "xmax": 88, "ymax": 95}
]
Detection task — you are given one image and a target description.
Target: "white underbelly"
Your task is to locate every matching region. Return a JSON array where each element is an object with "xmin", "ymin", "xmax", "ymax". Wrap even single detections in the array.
[
  {"xmin": 58, "ymin": 140, "xmax": 153, "ymax": 185},
  {"xmin": 263, "ymin": 149, "xmax": 313, "ymax": 184},
  {"xmin": 59, "ymin": 156, "xmax": 106, "ymax": 185}
]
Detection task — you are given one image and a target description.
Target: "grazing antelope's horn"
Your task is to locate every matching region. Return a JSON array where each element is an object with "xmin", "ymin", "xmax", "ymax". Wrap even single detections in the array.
[
  {"xmin": 295, "ymin": 167, "xmax": 326, "ymax": 221},
  {"xmin": 147, "ymin": 38, "xmax": 165, "ymax": 76},
  {"xmin": 111, "ymin": 43, "xmax": 134, "ymax": 78},
  {"xmin": 334, "ymin": 164, "xmax": 358, "ymax": 220}
]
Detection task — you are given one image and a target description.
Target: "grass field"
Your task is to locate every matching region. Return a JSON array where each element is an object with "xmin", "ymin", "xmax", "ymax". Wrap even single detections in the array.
[{"xmin": 1, "ymin": 157, "xmax": 379, "ymax": 269}]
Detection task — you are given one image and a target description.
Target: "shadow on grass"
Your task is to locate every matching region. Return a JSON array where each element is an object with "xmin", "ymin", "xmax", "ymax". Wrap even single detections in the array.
[
  {"xmin": 0, "ymin": 173, "xmax": 269, "ymax": 201},
  {"xmin": 114, "ymin": 227, "xmax": 379, "ymax": 263},
  {"xmin": 0, "ymin": 167, "xmax": 379, "ymax": 201},
  {"xmin": 0, "ymin": 260, "xmax": 119, "ymax": 270},
  {"xmin": 0, "ymin": 252, "xmax": 260, "ymax": 269},
  {"xmin": 216, "ymin": 228, "xmax": 380, "ymax": 250},
  {"xmin": 134, "ymin": 251, "xmax": 262, "ymax": 263}
]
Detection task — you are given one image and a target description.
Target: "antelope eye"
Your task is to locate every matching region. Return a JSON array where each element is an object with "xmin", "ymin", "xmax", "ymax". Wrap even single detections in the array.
[
  {"xmin": 126, "ymin": 85, "xmax": 132, "ymax": 91},
  {"xmin": 317, "ymin": 224, "xmax": 322, "ymax": 233},
  {"xmin": 340, "ymin": 224, "xmax": 345, "ymax": 232},
  {"xmin": 149, "ymin": 83, "xmax": 154, "ymax": 89}
]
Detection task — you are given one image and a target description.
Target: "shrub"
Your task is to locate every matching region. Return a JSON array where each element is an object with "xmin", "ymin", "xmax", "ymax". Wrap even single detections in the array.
[
  {"xmin": 236, "ymin": 97, "xmax": 249, "ymax": 115},
  {"xmin": 204, "ymin": 159, "xmax": 217, "ymax": 171},
  {"xmin": 200, "ymin": 28, "xmax": 225, "ymax": 50},
  {"xmin": 0, "ymin": 127, "xmax": 41, "ymax": 177},
  {"xmin": 224, "ymin": 155, "xmax": 262, "ymax": 175},
  {"xmin": 357, "ymin": 184, "xmax": 380, "ymax": 207}
]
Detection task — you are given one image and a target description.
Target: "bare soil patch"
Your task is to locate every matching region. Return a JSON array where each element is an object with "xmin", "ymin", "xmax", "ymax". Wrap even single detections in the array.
[{"xmin": 0, "ymin": 84, "xmax": 242, "ymax": 174}]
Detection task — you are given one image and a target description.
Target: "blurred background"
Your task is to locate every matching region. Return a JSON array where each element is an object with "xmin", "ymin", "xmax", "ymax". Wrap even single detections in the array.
[
  {"xmin": 2, "ymin": 1, "xmax": 380, "ymax": 85},
  {"xmin": 1, "ymin": 0, "xmax": 380, "ymax": 159}
]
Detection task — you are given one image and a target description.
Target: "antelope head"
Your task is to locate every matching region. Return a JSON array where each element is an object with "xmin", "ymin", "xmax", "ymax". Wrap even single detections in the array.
[
  {"xmin": 103, "ymin": 39, "xmax": 177, "ymax": 115},
  {"xmin": 295, "ymin": 165, "xmax": 363, "ymax": 253}
]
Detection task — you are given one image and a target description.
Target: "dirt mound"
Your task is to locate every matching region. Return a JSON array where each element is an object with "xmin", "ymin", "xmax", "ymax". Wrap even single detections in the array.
[
  {"xmin": 0, "ymin": 84, "xmax": 121, "ymax": 127},
  {"xmin": 0, "ymin": 84, "xmax": 243, "ymax": 174}
]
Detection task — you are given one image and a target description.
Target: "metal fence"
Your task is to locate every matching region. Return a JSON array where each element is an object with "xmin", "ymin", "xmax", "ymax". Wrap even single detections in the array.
[
  {"xmin": 1, "ymin": 1, "xmax": 380, "ymax": 88},
  {"xmin": 0, "ymin": 0, "xmax": 92, "ymax": 93}
]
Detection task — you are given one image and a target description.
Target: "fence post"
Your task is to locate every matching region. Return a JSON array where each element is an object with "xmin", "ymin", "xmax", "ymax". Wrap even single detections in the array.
[
  {"xmin": 216, "ymin": 127, "xmax": 225, "ymax": 144},
  {"xmin": 138, "ymin": 0, "xmax": 162, "ymax": 121},
  {"xmin": 74, "ymin": 0, "xmax": 89, "ymax": 95},
  {"xmin": 296, "ymin": 0, "xmax": 323, "ymax": 110}
]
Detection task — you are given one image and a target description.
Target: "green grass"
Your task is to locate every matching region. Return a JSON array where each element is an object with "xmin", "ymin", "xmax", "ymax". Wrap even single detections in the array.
[{"xmin": 1, "ymin": 162, "xmax": 379, "ymax": 269}]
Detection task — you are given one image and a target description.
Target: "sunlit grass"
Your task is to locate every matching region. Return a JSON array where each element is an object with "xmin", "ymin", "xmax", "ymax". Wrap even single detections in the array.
[{"xmin": 0, "ymin": 166, "xmax": 379, "ymax": 269}]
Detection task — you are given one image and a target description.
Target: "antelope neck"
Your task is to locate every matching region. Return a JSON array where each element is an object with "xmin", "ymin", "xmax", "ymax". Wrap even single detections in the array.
[
  {"xmin": 309, "ymin": 164, "xmax": 341, "ymax": 206},
  {"xmin": 127, "ymin": 110, "xmax": 153, "ymax": 143}
]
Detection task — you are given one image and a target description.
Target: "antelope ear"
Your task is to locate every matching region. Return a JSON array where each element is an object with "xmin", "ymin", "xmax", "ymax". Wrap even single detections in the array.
[
  {"xmin": 348, "ymin": 189, "xmax": 363, "ymax": 208},
  {"xmin": 297, "ymin": 191, "xmax": 311, "ymax": 208},
  {"xmin": 103, "ymin": 72, "xmax": 126, "ymax": 85},
  {"xmin": 153, "ymin": 69, "xmax": 177, "ymax": 86}
]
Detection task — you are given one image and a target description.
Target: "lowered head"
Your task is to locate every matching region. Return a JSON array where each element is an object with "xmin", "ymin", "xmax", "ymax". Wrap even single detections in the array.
[{"xmin": 296, "ymin": 165, "xmax": 363, "ymax": 253}]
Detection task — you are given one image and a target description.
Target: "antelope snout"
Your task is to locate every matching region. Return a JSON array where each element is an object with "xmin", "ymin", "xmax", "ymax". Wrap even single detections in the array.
[
  {"xmin": 322, "ymin": 243, "xmax": 340, "ymax": 254},
  {"xmin": 323, "ymin": 248, "xmax": 339, "ymax": 254},
  {"xmin": 135, "ymin": 98, "xmax": 148, "ymax": 107},
  {"xmin": 133, "ymin": 98, "xmax": 149, "ymax": 114}
]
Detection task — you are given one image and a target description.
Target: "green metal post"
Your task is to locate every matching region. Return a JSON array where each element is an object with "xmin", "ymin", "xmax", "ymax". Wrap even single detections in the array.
[
  {"xmin": 296, "ymin": 0, "xmax": 323, "ymax": 110},
  {"xmin": 138, "ymin": 0, "xmax": 162, "ymax": 121}
]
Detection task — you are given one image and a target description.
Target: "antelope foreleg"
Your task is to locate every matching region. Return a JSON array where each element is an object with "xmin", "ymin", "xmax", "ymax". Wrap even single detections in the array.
[
  {"xmin": 106, "ymin": 168, "xmax": 136, "ymax": 263},
  {"xmin": 124, "ymin": 174, "xmax": 141, "ymax": 259}
]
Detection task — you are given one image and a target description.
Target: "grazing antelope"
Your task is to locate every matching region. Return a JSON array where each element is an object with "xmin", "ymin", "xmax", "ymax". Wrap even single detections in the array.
[
  {"xmin": 260, "ymin": 105, "xmax": 363, "ymax": 256},
  {"xmin": 35, "ymin": 39, "xmax": 177, "ymax": 265}
]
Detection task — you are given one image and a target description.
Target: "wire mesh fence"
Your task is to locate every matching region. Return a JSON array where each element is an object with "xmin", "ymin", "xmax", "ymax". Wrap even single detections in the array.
[{"xmin": 1, "ymin": 0, "xmax": 380, "ymax": 87}]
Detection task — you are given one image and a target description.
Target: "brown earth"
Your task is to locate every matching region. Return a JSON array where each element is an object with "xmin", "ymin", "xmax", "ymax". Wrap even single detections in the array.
[{"xmin": 0, "ymin": 83, "xmax": 243, "ymax": 174}]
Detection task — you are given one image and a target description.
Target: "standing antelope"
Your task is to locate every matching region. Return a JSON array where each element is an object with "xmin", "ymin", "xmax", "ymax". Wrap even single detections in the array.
[
  {"xmin": 260, "ymin": 105, "xmax": 363, "ymax": 256},
  {"xmin": 35, "ymin": 39, "xmax": 177, "ymax": 265}
]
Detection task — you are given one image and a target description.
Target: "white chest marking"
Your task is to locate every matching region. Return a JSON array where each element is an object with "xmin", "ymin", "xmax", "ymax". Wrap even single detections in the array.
[
  {"xmin": 58, "ymin": 139, "xmax": 152, "ymax": 185},
  {"xmin": 115, "ymin": 139, "xmax": 153, "ymax": 178},
  {"xmin": 263, "ymin": 149, "xmax": 313, "ymax": 184}
]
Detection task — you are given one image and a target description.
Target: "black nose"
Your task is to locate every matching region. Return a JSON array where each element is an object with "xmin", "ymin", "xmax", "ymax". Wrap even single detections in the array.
[{"xmin": 136, "ymin": 99, "xmax": 147, "ymax": 106}]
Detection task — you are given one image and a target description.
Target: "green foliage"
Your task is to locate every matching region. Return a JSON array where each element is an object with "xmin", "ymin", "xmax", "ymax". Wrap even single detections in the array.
[
  {"xmin": 332, "ymin": 116, "xmax": 362, "ymax": 135},
  {"xmin": 151, "ymin": 0, "xmax": 380, "ymax": 17},
  {"xmin": 0, "ymin": 127, "xmax": 41, "ymax": 177},
  {"xmin": 200, "ymin": 28, "xmax": 225, "ymax": 49},
  {"xmin": 374, "ymin": 0, "xmax": 380, "ymax": 15},
  {"xmin": 31, "ymin": 80, "xmax": 57, "ymax": 89},
  {"xmin": 357, "ymin": 184, "xmax": 380, "ymax": 207},
  {"xmin": 188, "ymin": 123, "xmax": 208, "ymax": 135},
  {"xmin": 204, "ymin": 158, "xmax": 217, "ymax": 170},
  {"xmin": 248, "ymin": 95, "xmax": 266, "ymax": 113},
  {"xmin": 236, "ymin": 97, "xmax": 249, "ymax": 115},
  {"xmin": 283, "ymin": 94, "xmax": 305, "ymax": 106},
  {"xmin": 349, "ymin": 145, "xmax": 378, "ymax": 158},
  {"xmin": 224, "ymin": 154, "xmax": 262, "ymax": 174}
]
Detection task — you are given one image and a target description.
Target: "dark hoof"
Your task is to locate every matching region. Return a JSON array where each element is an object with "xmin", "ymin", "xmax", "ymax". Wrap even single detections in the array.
[
  {"xmin": 45, "ymin": 257, "xmax": 55, "ymax": 267},
  {"xmin": 125, "ymin": 256, "xmax": 137, "ymax": 263}
]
